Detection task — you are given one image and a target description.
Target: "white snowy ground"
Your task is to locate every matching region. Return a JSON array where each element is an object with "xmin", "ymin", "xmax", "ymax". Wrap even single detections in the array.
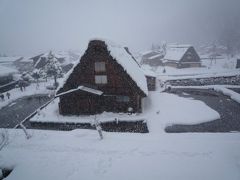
[
  {"xmin": 0, "ymin": 81, "xmax": 55, "ymax": 110},
  {"xmin": 148, "ymin": 57, "xmax": 240, "ymax": 81},
  {"xmin": 0, "ymin": 129, "xmax": 240, "ymax": 180},
  {"xmin": 31, "ymin": 91, "xmax": 220, "ymax": 132},
  {"xmin": 0, "ymin": 56, "xmax": 239, "ymax": 179}
]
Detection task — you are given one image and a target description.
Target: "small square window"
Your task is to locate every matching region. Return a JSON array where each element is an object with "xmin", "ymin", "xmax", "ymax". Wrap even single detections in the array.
[
  {"xmin": 95, "ymin": 62, "xmax": 106, "ymax": 72},
  {"xmin": 95, "ymin": 75, "xmax": 107, "ymax": 84}
]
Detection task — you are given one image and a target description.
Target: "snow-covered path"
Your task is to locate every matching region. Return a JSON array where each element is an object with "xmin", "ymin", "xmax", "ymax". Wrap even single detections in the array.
[{"xmin": 0, "ymin": 81, "xmax": 54, "ymax": 110}]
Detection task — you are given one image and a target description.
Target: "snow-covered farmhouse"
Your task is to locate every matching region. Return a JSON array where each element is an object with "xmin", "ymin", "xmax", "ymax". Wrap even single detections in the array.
[
  {"xmin": 57, "ymin": 39, "xmax": 148, "ymax": 115},
  {"xmin": 163, "ymin": 45, "xmax": 201, "ymax": 68},
  {"xmin": 141, "ymin": 50, "xmax": 164, "ymax": 66}
]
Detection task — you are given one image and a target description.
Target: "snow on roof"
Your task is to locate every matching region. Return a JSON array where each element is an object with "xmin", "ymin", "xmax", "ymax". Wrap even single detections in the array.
[
  {"xmin": 58, "ymin": 39, "xmax": 148, "ymax": 96},
  {"xmin": 56, "ymin": 60, "xmax": 79, "ymax": 93},
  {"xmin": 34, "ymin": 57, "xmax": 45, "ymax": 68},
  {"xmin": 0, "ymin": 65, "xmax": 17, "ymax": 77},
  {"xmin": 19, "ymin": 57, "xmax": 33, "ymax": 63},
  {"xmin": 103, "ymin": 39, "xmax": 148, "ymax": 95},
  {"xmin": 148, "ymin": 54, "xmax": 162, "ymax": 60},
  {"xmin": 164, "ymin": 45, "xmax": 191, "ymax": 61},
  {"xmin": 142, "ymin": 68, "xmax": 156, "ymax": 77},
  {"xmin": 141, "ymin": 50, "xmax": 154, "ymax": 56},
  {"xmin": 0, "ymin": 57, "xmax": 20, "ymax": 62},
  {"xmin": 56, "ymin": 86, "xmax": 103, "ymax": 97},
  {"xmin": 167, "ymin": 44, "xmax": 191, "ymax": 48}
]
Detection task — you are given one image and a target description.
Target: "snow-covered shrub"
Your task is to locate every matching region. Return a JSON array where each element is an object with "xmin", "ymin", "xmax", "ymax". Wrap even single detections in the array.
[{"xmin": 0, "ymin": 129, "xmax": 9, "ymax": 151}]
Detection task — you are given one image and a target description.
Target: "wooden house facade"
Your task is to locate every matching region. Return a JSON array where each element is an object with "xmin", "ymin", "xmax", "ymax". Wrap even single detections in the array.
[
  {"xmin": 142, "ymin": 68, "xmax": 157, "ymax": 91},
  {"xmin": 57, "ymin": 39, "xmax": 148, "ymax": 115}
]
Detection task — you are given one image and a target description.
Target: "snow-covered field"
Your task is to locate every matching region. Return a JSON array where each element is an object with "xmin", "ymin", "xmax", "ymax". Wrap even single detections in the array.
[
  {"xmin": 31, "ymin": 91, "xmax": 220, "ymax": 132},
  {"xmin": 0, "ymin": 129, "xmax": 240, "ymax": 180}
]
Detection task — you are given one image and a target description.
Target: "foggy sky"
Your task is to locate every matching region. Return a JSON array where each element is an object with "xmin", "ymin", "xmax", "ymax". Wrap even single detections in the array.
[{"xmin": 0, "ymin": 0, "xmax": 240, "ymax": 55}]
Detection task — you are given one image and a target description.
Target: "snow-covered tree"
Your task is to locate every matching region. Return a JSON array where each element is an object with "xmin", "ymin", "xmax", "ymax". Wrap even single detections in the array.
[
  {"xmin": 44, "ymin": 51, "xmax": 63, "ymax": 88},
  {"xmin": 0, "ymin": 129, "xmax": 9, "ymax": 151},
  {"xmin": 32, "ymin": 69, "xmax": 41, "ymax": 89}
]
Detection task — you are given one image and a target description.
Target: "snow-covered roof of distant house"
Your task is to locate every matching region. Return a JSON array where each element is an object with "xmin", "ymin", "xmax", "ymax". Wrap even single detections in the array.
[
  {"xmin": 141, "ymin": 50, "xmax": 155, "ymax": 56},
  {"xmin": 58, "ymin": 38, "xmax": 148, "ymax": 95},
  {"xmin": 164, "ymin": 44, "xmax": 192, "ymax": 61},
  {"xmin": 0, "ymin": 57, "xmax": 20, "ymax": 62},
  {"xmin": 34, "ymin": 57, "xmax": 46, "ymax": 68},
  {"xmin": 41, "ymin": 52, "xmax": 66, "ymax": 59},
  {"xmin": 0, "ymin": 65, "xmax": 17, "ymax": 77},
  {"xmin": 149, "ymin": 54, "xmax": 162, "ymax": 60},
  {"xmin": 56, "ymin": 86, "xmax": 103, "ymax": 97},
  {"xmin": 19, "ymin": 57, "xmax": 33, "ymax": 63}
]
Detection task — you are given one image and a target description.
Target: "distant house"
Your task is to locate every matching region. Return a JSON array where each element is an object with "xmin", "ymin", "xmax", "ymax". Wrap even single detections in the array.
[
  {"xmin": 30, "ymin": 52, "xmax": 74, "ymax": 73},
  {"xmin": 57, "ymin": 39, "xmax": 148, "ymax": 115},
  {"xmin": 14, "ymin": 57, "xmax": 34, "ymax": 73},
  {"xmin": 163, "ymin": 45, "xmax": 201, "ymax": 68},
  {"xmin": 30, "ymin": 54, "xmax": 45, "ymax": 69},
  {"xmin": 0, "ymin": 65, "xmax": 17, "ymax": 86},
  {"xmin": 141, "ymin": 50, "xmax": 164, "ymax": 66}
]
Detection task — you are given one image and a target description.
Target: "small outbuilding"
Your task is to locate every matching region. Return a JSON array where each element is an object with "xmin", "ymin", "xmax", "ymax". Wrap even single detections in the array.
[
  {"xmin": 236, "ymin": 59, "xmax": 240, "ymax": 69},
  {"xmin": 57, "ymin": 39, "xmax": 148, "ymax": 115},
  {"xmin": 163, "ymin": 45, "xmax": 201, "ymax": 68},
  {"xmin": 142, "ymin": 68, "xmax": 157, "ymax": 91}
]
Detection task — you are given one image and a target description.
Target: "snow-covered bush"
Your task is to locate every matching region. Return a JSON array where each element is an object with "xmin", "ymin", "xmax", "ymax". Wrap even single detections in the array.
[
  {"xmin": 0, "ymin": 129, "xmax": 9, "ymax": 151},
  {"xmin": 43, "ymin": 51, "xmax": 63, "ymax": 88}
]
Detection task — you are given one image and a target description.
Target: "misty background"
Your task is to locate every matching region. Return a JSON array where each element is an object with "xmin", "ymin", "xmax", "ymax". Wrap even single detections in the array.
[{"xmin": 0, "ymin": 0, "xmax": 240, "ymax": 55}]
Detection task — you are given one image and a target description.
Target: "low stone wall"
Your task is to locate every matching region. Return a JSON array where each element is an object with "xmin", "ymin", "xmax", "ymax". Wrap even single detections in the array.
[
  {"xmin": 30, "ymin": 120, "xmax": 149, "ymax": 133},
  {"xmin": 168, "ymin": 75, "xmax": 240, "ymax": 86}
]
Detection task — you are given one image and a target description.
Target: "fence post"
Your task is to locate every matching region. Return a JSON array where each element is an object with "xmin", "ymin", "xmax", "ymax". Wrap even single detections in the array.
[
  {"xmin": 94, "ymin": 116, "xmax": 103, "ymax": 140},
  {"xmin": 19, "ymin": 123, "xmax": 31, "ymax": 139}
]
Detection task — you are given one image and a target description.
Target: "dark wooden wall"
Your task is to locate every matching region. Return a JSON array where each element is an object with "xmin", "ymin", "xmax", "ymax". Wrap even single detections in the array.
[{"xmin": 146, "ymin": 76, "xmax": 156, "ymax": 91}]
